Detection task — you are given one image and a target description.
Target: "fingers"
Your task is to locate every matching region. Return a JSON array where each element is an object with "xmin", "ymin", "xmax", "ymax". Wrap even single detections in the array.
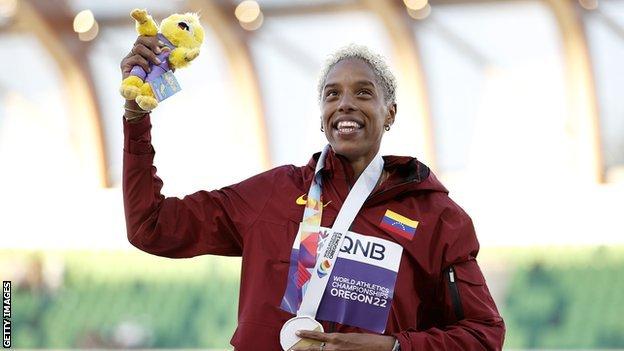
[
  {"xmin": 296, "ymin": 330, "xmax": 331, "ymax": 342},
  {"xmin": 290, "ymin": 331, "xmax": 333, "ymax": 351},
  {"xmin": 290, "ymin": 344, "xmax": 327, "ymax": 351},
  {"xmin": 290, "ymin": 341, "xmax": 329, "ymax": 351},
  {"xmin": 121, "ymin": 55, "xmax": 150, "ymax": 77},
  {"xmin": 132, "ymin": 43, "xmax": 161, "ymax": 65},
  {"xmin": 135, "ymin": 35, "xmax": 162, "ymax": 55},
  {"xmin": 120, "ymin": 36, "xmax": 165, "ymax": 79}
]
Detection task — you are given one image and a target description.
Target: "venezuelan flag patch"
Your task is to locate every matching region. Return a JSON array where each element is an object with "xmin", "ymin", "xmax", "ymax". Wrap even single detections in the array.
[{"xmin": 380, "ymin": 209, "xmax": 419, "ymax": 240}]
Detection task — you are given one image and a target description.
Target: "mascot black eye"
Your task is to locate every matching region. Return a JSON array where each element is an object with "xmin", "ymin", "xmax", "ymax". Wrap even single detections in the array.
[{"xmin": 178, "ymin": 22, "xmax": 190, "ymax": 31}]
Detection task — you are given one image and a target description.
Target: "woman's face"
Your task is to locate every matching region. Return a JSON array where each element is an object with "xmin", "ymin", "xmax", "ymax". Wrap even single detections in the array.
[{"xmin": 320, "ymin": 58, "xmax": 395, "ymax": 163}]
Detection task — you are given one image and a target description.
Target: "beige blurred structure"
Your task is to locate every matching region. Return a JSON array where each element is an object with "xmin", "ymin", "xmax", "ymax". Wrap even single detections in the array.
[
  {"xmin": 0, "ymin": 0, "xmax": 622, "ymax": 247},
  {"xmin": 8, "ymin": 0, "xmax": 108, "ymax": 187}
]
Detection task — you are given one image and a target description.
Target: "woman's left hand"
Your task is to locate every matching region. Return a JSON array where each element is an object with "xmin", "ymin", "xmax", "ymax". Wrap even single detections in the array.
[{"xmin": 292, "ymin": 330, "xmax": 396, "ymax": 351}]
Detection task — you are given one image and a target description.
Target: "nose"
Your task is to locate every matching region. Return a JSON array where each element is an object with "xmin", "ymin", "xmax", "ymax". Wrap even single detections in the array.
[{"xmin": 337, "ymin": 92, "xmax": 357, "ymax": 113}]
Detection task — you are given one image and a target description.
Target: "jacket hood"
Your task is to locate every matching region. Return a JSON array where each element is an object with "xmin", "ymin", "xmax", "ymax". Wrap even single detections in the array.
[{"xmin": 305, "ymin": 147, "xmax": 448, "ymax": 204}]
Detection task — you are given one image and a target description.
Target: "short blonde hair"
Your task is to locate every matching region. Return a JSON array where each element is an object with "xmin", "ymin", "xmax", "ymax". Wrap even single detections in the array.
[{"xmin": 317, "ymin": 44, "xmax": 397, "ymax": 106}]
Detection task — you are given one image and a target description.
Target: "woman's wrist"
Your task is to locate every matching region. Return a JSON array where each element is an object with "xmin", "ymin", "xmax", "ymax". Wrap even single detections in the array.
[
  {"xmin": 124, "ymin": 100, "xmax": 149, "ymax": 122},
  {"xmin": 124, "ymin": 110, "xmax": 148, "ymax": 122}
]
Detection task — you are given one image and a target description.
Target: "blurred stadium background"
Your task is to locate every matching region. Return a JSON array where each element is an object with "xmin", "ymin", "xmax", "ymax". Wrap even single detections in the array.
[{"xmin": 0, "ymin": 0, "xmax": 623, "ymax": 349}]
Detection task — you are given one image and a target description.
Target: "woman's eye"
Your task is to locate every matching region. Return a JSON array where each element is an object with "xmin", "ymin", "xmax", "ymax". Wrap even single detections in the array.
[
  {"xmin": 357, "ymin": 90, "xmax": 372, "ymax": 96},
  {"xmin": 325, "ymin": 91, "xmax": 338, "ymax": 98}
]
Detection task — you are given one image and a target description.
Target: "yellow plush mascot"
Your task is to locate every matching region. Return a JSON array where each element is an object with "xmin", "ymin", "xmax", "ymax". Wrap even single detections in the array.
[{"xmin": 120, "ymin": 9, "xmax": 204, "ymax": 111}]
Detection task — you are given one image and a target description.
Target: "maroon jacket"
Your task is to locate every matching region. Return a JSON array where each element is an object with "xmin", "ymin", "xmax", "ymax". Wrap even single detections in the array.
[{"xmin": 123, "ymin": 116, "xmax": 505, "ymax": 350}]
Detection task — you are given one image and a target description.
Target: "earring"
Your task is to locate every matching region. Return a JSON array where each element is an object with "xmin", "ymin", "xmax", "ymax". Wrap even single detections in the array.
[
  {"xmin": 384, "ymin": 125, "xmax": 390, "ymax": 131},
  {"xmin": 320, "ymin": 125, "xmax": 324, "ymax": 132}
]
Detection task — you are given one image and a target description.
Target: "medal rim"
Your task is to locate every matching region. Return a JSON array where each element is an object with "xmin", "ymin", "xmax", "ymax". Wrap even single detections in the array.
[{"xmin": 280, "ymin": 316, "xmax": 324, "ymax": 350}]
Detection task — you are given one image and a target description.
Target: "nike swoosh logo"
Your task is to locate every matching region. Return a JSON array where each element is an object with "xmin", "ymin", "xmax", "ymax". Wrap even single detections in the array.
[
  {"xmin": 296, "ymin": 194, "xmax": 331, "ymax": 207},
  {"xmin": 296, "ymin": 194, "xmax": 307, "ymax": 205}
]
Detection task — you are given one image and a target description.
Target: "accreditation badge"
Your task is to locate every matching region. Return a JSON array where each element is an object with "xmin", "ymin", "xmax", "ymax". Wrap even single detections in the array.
[
  {"xmin": 314, "ymin": 227, "xmax": 403, "ymax": 333},
  {"xmin": 282, "ymin": 226, "xmax": 403, "ymax": 333}
]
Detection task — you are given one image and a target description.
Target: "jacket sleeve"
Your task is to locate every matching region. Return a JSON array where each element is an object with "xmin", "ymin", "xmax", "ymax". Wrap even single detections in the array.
[
  {"xmin": 122, "ymin": 115, "xmax": 273, "ymax": 258},
  {"xmin": 394, "ymin": 204, "xmax": 506, "ymax": 350}
]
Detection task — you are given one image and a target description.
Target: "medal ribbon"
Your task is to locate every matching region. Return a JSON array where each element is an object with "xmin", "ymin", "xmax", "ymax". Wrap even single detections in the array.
[
  {"xmin": 293, "ymin": 146, "xmax": 329, "ymax": 295},
  {"xmin": 280, "ymin": 144, "xmax": 384, "ymax": 319}
]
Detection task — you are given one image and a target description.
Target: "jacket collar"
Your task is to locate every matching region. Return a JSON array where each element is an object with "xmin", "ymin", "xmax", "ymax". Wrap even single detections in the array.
[{"xmin": 305, "ymin": 147, "xmax": 447, "ymax": 203}]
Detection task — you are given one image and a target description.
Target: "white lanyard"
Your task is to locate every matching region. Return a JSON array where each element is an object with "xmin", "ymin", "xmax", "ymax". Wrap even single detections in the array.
[{"xmin": 297, "ymin": 146, "xmax": 384, "ymax": 318}]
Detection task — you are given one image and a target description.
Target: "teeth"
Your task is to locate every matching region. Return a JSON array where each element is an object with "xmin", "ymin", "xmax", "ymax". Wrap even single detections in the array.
[{"xmin": 337, "ymin": 121, "xmax": 361, "ymax": 129}]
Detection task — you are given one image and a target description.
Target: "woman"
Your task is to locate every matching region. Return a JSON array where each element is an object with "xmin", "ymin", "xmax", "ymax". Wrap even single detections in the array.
[{"xmin": 121, "ymin": 37, "xmax": 505, "ymax": 350}]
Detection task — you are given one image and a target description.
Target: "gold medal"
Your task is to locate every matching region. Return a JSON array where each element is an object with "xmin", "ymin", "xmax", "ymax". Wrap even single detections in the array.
[{"xmin": 280, "ymin": 316, "xmax": 324, "ymax": 351}]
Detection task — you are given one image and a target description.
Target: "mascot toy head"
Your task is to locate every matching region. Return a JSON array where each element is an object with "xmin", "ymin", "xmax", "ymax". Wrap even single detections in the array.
[{"xmin": 159, "ymin": 12, "xmax": 204, "ymax": 50}]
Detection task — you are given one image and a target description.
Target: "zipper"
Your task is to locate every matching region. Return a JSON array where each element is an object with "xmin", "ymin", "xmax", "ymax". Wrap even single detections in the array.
[
  {"xmin": 365, "ymin": 178, "xmax": 418, "ymax": 205},
  {"xmin": 339, "ymin": 168, "xmax": 418, "ymax": 208},
  {"xmin": 448, "ymin": 266, "xmax": 464, "ymax": 320}
]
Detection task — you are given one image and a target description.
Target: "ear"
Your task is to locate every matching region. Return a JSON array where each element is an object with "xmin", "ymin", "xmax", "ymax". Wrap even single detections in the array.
[{"xmin": 386, "ymin": 102, "xmax": 397, "ymax": 127}]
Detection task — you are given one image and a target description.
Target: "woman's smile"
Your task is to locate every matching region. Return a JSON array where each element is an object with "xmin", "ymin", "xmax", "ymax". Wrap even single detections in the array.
[{"xmin": 334, "ymin": 119, "xmax": 364, "ymax": 136}]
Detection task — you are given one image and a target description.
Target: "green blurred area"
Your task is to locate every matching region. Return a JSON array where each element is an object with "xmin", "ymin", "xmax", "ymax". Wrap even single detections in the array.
[
  {"xmin": 3, "ymin": 246, "xmax": 624, "ymax": 349},
  {"xmin": 4, "ymin": 251, "xmax": 241, "ymax": 348},
  {"xmin": 494, "ymin": 246, "xmax": 624, "ymax": 349}
]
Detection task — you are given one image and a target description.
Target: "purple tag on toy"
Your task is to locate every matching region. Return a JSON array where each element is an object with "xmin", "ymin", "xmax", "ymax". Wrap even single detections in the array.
[{"xmin": 149, "ymin": 71, "xmax": 181, "ymax": 102}]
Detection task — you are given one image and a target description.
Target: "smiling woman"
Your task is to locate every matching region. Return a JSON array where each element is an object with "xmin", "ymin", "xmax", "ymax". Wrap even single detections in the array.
[
  {"xmin": 318, "ymin": 45, "xmax": 397, "ymax": 181},
  {"xmin": 121, "ymin": 42, "xmax": 505, "ymax": 351}
]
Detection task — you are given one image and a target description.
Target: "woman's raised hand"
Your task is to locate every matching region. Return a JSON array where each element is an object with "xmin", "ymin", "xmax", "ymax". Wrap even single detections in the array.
[{"xmin": 120, "ymin": 35, "xmax": 162, "ymax": 79}]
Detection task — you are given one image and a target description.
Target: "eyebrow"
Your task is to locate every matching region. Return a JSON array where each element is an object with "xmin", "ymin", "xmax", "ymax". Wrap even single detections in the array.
[{"xmin": 324, "ymin": 80, "xmax": 376, "ymax": 90}]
